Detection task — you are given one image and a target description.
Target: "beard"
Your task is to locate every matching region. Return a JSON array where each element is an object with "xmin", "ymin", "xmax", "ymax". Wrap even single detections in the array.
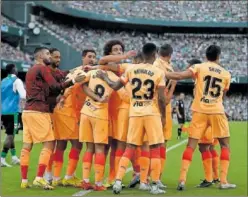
[
  {"xmin": 43, "ymin": 58, "xmax": 51, "ymax": 66},
  {"xmin": 51, "ymin": 62, "xmax": 59, "ymax": 68}
]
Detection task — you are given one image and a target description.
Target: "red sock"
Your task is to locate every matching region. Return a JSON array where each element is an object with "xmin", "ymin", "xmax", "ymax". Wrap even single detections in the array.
[
  {"xmin": 82, "ymin": 151, "xmax": 93, "ymax": 180},
  {"xmin": 133, "ymin": 147, "xmax": 141, "ymax": 173},
  {"xmin": 201, "ymin": 151, "xmax": 212, "ymax": 182},
  {"xmin": 95, "ymin": 153, "xmax": 106, "ymax": 182},
  {"xmin": 116, "ymin": 148, "xmax": 135, "ymax": 180},
  {"xmin": 179, "ymin": 146, "xmax": 194, "ymax": 182},
  {"xmin": 160, "ymin": 146, "xmax": 166, "ymax": 176},
  {"xmin": 220, "ymin": 147, "xmax": 230, "ymax": 184},
  {"xmin": 37, "ymin": 148, "xmax": 52, "ymax": 177},
  {"xmin": 211, "ymin": 149, "xmax": 219, "ymax": 180},
  {"xmin": 53, "ymin": 149, "xmax": 64, "ymax": 177},
  {"xmin": 66, "ymin": 148, "xmax": 80, "ymax": 176},
  {"xmin": 20, "ymin": 148, "xmax": 30, "ymax": 180},
  {"xmin": 150, "ymin": 147, "xmax": 161, "ymax": 182},
  {"xmin": 115, "ymin": 149, "xmax": 124, "ymax": 174}
]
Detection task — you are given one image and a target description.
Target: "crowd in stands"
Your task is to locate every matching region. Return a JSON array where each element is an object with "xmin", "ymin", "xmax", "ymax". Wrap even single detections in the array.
[
  {"xmin": 41, "ymin": 17, "xmax": 247, "ymax": 76},
  {"xmin": 1, "ymin": 16, "xmax": 21, "ymax": 28},
  {"xmin": 1, "ymin": 42, "xmax": 33, "ymax": 63},
  {"xmin": 52, "ymin": 1, "xmax": 247, "ymax": 22},
  {"xmin": 172, "ymin": 94, "xmax": 248, "ymax": 121}
]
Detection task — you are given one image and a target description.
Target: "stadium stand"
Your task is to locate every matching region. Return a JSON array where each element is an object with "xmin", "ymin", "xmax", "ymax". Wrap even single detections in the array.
[
  {"xmin": 41, "ymin": 17, "xmax": 247, "ymax": 76},
  {"xmin": 1, "ymin": 42, "xmax": 33, "ymax": 63},
  {"xmin": 52, "ymin": 1, "xmax": 247, "ymax": 22},
  {"xmin": 1, "ymin": 16, "xmax": 21, "ymax": 28}
]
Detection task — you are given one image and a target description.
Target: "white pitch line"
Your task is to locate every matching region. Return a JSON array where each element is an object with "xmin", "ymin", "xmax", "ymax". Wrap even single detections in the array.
[{"xmin": 72, "ymin": 139, "xmax": 187, "ymax": 196}]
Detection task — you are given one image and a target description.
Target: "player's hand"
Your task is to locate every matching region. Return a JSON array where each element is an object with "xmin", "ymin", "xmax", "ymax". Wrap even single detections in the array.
[
  {"xmin": 74, "ymin": 73, "xmax": 86, "ymax": 83},
  {"xmin": 96, "ymin": 70, "xmax": 108, "ymax": 80},
  {"xmin": 99, "ymin": 95, "xmax": 109, "ymax": 103},
  {"xmin": 178, "ymin": 114, "xmax": 182, "ymax": 119},
  {"xmin": 125, "ymin": 50, "xmax": 137, "ymax": 59},
  {"xmin": 83, "ymin": 65, "xmax": 95, "ymax": 72},
  {"xmin": 57, "ymin": 97, "xmax": 65, "ymax": 109}
]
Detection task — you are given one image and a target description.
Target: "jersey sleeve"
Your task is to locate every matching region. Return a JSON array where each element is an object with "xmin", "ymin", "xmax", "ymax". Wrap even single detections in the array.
[
  {"xmin": 119, "ymin": 63, "xmax": 131, "ymax": 75},
  {"xmin": 158, "ymin": 73, "xmax": 166, "ymax": 87},
  {"xmin": 120, "ymin": 69, "xmax": 129, "ymax": 85},
  {"xmin": 188, "ymin": 64, "xmax": 200, "ymax": 78}
]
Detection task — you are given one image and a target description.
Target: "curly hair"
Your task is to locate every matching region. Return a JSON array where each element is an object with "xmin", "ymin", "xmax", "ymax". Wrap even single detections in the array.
[{"xmin": 103, "ymin": 40, "xmax": 125, "ymax": 56}]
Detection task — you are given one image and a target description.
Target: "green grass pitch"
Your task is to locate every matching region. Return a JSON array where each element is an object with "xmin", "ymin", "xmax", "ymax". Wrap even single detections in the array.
[{"xmin": 0, "ymin": 122, "xmax": 247, "ymax": 196}]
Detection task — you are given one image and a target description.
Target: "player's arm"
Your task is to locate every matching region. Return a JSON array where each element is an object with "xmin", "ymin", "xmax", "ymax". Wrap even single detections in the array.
[
  {"xmin": 158, "ymin": 74, "xmax": 166, "ymax": 127},
  {"xmin": 96, "ymin": 70, "xmax": 124, "ymax": 91},
  {"xmin": 84, "ymin": 63, "xmax": 120, "ymax": 73},
  {"xmin": 165, "ymin": 70, "xmax": 193, "ymax": 80},
  {"xmin": 223, "ymin": 74, "xmax": 231, "ymax": 118},
  {"xmin": 98, "ymin": 50, "xmax": 136, "ymax": 65},
  {"xmin": 40, "ymin": 66, "xmax": 74, "ymax": 91},
  {"xmin": 68, "ymin": 65, "xmax": 84, "ymax": 74},
  {"xmin": 158, "ymin": 86, "xmax": 166, "ymax": 128},
  {"xmin": 82, "ymin": 83, "xmax": 108, "ymax": 103},
  {"xmin": 165, "ymin": 80, "xmax": 176, "ymax": 105},
  {"xmin": 15, "ymin": 78, "xmax": 26, "ymax": 99}
]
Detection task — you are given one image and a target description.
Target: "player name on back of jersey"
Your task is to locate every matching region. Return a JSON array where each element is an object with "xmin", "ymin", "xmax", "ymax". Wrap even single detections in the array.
[
  {"xmin": 134, "ymin": 69, "xmax": 154, "ymax": 77},
  {"xmin": 209, "ymin": 67, "xmax": 221, "ymax": 74}
]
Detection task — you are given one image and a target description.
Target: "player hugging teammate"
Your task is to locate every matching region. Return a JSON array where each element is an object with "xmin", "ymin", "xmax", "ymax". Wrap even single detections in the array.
[{"xmin": 18, "ymin": 42, "xmax": 235, "ymax": 194}]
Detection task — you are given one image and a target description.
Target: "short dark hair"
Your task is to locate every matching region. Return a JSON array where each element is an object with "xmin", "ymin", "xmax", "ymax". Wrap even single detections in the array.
[
  {"xmin": 187, "ymin": 59, "xmax": 202, "ymax": 66},
  {"xmin": 142, "ymin": 43, "xmax": 157, "ymax": 58},
  {"xmin": 82, "ymin": 49, "xmax": 96, "ymax": 57},
  {"xmin": 159, "ymin": 44, "xmax": 173, "ymax": 57},
  {"xmin": 34, "ymin": 47, "xmax": 49, "ymax": 55},
  {"xmin": 5, "ymin": 64, "xmax": 16, "ymax": 74},
  {"xmin": 103, "ymin": 40, "xmax": 125, "ymax": 56},
  {"xmin": 206, "ymin": 45, "xmax": 221, "ymax": 61},
  {"xmin": 49, "ymin": 48, "xmax": 59, "ymax": 54}
]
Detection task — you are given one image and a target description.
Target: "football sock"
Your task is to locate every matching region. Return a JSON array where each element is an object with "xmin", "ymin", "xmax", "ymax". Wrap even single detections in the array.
[
  {"xmin": 66, "ymin": 148, "xmax": 80, "ymax": 176},
  {"xmin": 140, "ymin": 150, "xmax": 150, "ymax": 183},
  {"xmin": 53, "ymin": 149, "xmax": 64, "ymax": 178},
  {"xmin": 160, "ymin": 146, "xmax": 166, "ymax": 178},
  {"xmin": 179, "ymin": 146, "xmax": 194, "ymax": 182},
  {"xmin": 115, "ymin": 149, "xmax": 124, "ymax": 175},
  {"xmin": 211, "ymin": 149, "xmax": 219, "ymax": 180},
  {"xmin": 116, "ymin": 148, "xmax": 134, "ymax": 180},
  {"xmin": 82, "ymin": 151, "xmax": 93, "ymax": 181},
  {"xmin": 150, "ymin": 147, "xmax": 161, "ymax": 182},
  {"xmin": 220, "ymin": 147, "xmax": 230, "ymax": 184},
  {"xmin": 37, "ymin": 148, "xmax": 52, "ymax": 178},
  {"xmin": 201, "ymin": 151, "xmax": 213, "ymax": 182},
  {"xmin": 20, "ymin": 148, "xmax": 30, "ymax": 180},
  {"xmin": 94, "ymin": 153, "xmax": 106, "ymax": 182}
]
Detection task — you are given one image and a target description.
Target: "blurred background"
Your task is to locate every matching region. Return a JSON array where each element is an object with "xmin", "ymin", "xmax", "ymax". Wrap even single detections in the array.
[{"xmin": 1, "ymin": 0, "xmax": 247, "ymax": 121}]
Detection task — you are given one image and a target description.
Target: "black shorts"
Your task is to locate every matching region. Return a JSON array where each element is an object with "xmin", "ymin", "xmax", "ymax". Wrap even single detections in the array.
[
  {"xmin": 177, "ymin": 117, "xmax": 185, "ymax": 124},
  {"xmin": 1, "ymin": 114, "xmax": 20, "ymax": 135}
]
